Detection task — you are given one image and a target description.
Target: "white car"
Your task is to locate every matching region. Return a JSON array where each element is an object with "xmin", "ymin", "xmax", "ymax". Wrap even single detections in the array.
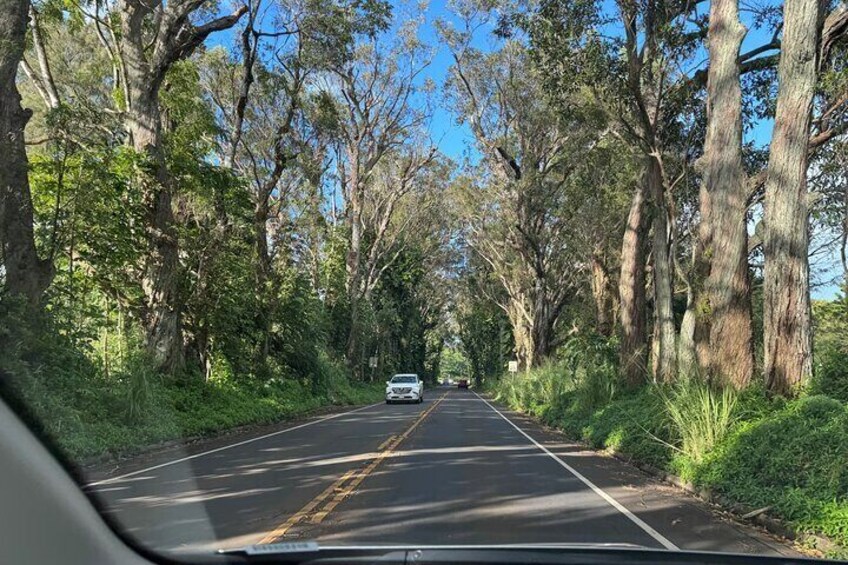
[{"xmin": 385, "ymin": 374, "xmax": 424, "ymax": 404}]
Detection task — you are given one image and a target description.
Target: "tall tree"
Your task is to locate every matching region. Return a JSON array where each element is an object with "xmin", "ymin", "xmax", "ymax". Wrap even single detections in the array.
[
  {"xmin": 692, "ymin": 0, "xmax": 753, "ymax": 387},
  {"xmin": 762, "ymin": 0, "xmax": 822, "ymax": 395},
  {"xmin": 104, "ymin": 0, "xmax": 245, "ymax": 371},
  {"xmin": 529, "ymin": 0, "xmax": 702, "ymax": 383},
  {"xmin": 444, "ymin": 17, "xmax": 604, "ymax": 368},
  {"xmin": 0, "ymin": 0, "xmax": 53, "ymax": 304},
  {"xmin": 329, "ymin": 29, "xmax": 435, "ymax": 373}
]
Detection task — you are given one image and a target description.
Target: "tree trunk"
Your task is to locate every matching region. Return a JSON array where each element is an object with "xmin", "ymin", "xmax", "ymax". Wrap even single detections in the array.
[
  {"xmin": 254, "ymin": 196, "xmax": 272, "ymax": 366},
  {"xmin": 591, "ymin": 252, "xmax": 615, "ymax": 337},
  {"xmin": 28, "ymin": 6, "xmax": 61, "ymax": 109},
  {"xmin": 618, "ymin": 182, "xmax": 650, "ymax": 386},
  {"xmin": 762, "ymin": 0, "xmax": 820, "ymax": 396},
  {"xmin": 695, "ymin": 0, "xmax": 753, "ymax": 388},
  {"xmin": 508, "ymin": 303, "xmax": 533, "ymax": 371},
  {"xmin": 345, "ymin": 160, "xmax": 364, "ymax": 374},
  {"xmin": 678, "ymin": 286, "xmax": 698, "ymax": 376},
  {"xmin": 531, "ymin": 283, "xmax": 555, "ymax": 366},
  {"xmin": 227, "ymin": 3, "xmax": 259, "ymax": 168},
  {"xmin": 647, "ymin": 156, "xmax": 677, "ymax": 382},
  {"xmin": 120, "ymin": 4, "xmax": 184, "ymax": 373},
  {"xmin": 0, "ymin": 0, "xmax": 53, "ymax": 304}
]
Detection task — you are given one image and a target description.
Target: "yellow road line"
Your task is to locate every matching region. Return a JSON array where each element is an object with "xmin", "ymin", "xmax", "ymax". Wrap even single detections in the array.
[
  {"xmin": 256, "ymin": 468, "xmax": 357, "ymax": 543},
  {"xmin": 377, "ymin": 435, "xmax": 397, "ymax": 451},
  {"xmin": 260, "ymin": 392, "xmax": 448, "ymax": 541},
  {"xmin": 311, "ymin": 394, "xmax": 447, "ymax": 525}
]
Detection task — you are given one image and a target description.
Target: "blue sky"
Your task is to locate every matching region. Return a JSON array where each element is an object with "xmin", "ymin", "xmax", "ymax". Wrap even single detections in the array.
[{"xmin": 417, "ymin": 0, "xmax": 477, "ymax": 162}]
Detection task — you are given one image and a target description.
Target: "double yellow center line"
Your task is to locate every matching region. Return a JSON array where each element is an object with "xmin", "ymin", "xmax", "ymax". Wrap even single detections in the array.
[{"xmin": 257, "ymin": 392, "xmax": 447, "ymax": 544}]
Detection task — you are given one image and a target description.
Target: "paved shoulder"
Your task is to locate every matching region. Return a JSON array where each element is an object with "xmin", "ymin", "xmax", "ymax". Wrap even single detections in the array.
[{"xmin": 474, "ymin": 393, "xmax": 798, "ymax": 556}]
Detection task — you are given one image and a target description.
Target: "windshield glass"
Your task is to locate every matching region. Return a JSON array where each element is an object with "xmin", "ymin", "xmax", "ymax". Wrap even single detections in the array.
[
  {"xmin": 1, "ymin": 0, "xmax": 847, "ymax": 562},
  {"xmin": 391, "ymin": 376, "xmax": 418, "ymax": 383}
]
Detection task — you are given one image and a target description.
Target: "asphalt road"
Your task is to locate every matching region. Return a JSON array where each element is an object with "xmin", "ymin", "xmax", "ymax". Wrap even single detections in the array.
[{"xmin": 85, "ymin": 387, "xmax": 797, "ymax": 557}]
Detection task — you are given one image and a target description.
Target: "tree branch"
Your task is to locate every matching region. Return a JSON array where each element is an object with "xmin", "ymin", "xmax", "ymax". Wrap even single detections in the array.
[
  {"xmin": 28, "ymin": 6, "xmax": 61, "ymax": 109},
  {"xmin": 155, "ymin": 6, "xmax": 248, "ymax": 80}
]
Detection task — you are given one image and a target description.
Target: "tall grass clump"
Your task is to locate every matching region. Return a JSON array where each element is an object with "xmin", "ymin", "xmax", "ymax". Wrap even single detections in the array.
[
  {"xmin": 493, "ymin": 360, "xmax": 574, "ymax": 418},
  {"xmin": 657, "ymin": 377, "xmax": 738, "ymax": 465},
  {"xmin": 492, "ymin": 334, "xmax": 620, "ymax": 420},
  {"xmin": 121, "ymin": 352, "xmax": 158, "ymax": 423}
]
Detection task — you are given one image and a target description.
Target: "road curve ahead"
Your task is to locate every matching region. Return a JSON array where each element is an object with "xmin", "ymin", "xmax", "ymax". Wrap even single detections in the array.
[{"xmin": 86, "ymin": 387, "xmax": 796, "ymax": 557}]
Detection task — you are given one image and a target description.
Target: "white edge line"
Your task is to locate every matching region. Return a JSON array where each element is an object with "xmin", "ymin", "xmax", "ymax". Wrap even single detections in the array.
[
  {"xmin": 472, "ymin": 391, "xmax": 679, "ymax": 551},
  {"xmin": 86, "ymin": 402, "xmax": 383, "ymax": 488}
]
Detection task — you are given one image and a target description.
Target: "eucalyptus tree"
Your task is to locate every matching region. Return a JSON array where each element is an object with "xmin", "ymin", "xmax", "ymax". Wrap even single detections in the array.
[
  {"xmin": 442, "ymin": 10, "xmax": 608, "ymax": 369},
  {"xmin": 698, "ymin": 0, "xmax": 848, "ymax": 392},
  {"xmin": 761, "ymin": 0, "xmax": 836, "ymax": 395},
  {"xmin": 323, "ymin": 25, "xmax": 438, "ymax": 373},
  {"xmin": 28, "ymin": 0, "xmax": 246, "ymax": 372},
  {"xmin": 528, "ymin": 0, "xmax": 708, "ymax": 383}
]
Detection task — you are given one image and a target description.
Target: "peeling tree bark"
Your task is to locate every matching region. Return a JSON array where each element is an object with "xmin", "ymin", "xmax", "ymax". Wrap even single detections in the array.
[
  {"xmin": 0, "ymin": 0, "xmax": 53, "ymax": 305},
  {"xmin": 695, "ymin": 0, "xmax": 754, "ymax": 388},
  {"xmin": 763, "ymin": 0, "xmax": 821, "ymax": 396},
  {"xmin": 619, "ymin": 182, "xmax": 650, "ymax": 386}
]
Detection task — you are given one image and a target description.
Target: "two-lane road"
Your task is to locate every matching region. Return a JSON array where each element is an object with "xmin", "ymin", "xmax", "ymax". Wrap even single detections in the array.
[{"xmin": 86, "ymin": 388, "xmax": 796, "ymax": 557}]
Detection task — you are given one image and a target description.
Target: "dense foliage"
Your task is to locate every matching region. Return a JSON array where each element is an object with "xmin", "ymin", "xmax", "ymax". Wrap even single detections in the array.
[{"xmin": 1, "ymin": 0, "xmax": 449, "ymax": 460}]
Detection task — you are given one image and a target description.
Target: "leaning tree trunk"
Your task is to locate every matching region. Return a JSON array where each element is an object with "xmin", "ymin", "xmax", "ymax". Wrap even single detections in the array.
[
  {"xmin": 696, "ymin": 0, "xmax": 754, "ymax": 388},
  {"xmin": 619, "ymin": 183, "xmax": 650, "ymax": 386},
  {"xmin": 762, "ymin": 0, "xmax": 820, "ymax": 396},
  {"xmin": 0, "ymin": 0, "xmax": 53, "ymax": 304},
  {"xmin": 647, "ymin": 156, "xmax": 677, "ymax": 382}
]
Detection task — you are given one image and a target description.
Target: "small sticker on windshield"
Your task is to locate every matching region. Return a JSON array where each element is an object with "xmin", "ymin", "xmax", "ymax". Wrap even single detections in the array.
[{"xmin": 246, "ymin": 542, "xmax": 320, "ymax": 555}]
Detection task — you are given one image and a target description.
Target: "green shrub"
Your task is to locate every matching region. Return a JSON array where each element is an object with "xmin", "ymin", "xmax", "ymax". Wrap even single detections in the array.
[
  {"xmin": 489, "ymin": 330, "xmax": 848, "ymax": 554},
  {"xmin": 578, "ymin": 388, "xmax": 674, "ymax": 468},
  {"xmin": 0, "ymin": 307, "xmax": 383, "ymax": 461},
  {"xmin": 812, "ymin": 348, "xmax": 848, "ymax": 403},
  {"xmin": 694, "ymin": 396, "xmax": 848, "ymax": 546}
]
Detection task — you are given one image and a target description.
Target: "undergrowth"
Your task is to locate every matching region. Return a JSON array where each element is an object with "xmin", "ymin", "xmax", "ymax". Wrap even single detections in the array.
[{"xmin": 0, "ymin": 309, "xmax": 382, "ymax": 461}]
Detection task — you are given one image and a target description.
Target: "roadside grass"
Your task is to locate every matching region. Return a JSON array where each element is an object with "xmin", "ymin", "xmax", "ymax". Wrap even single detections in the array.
[
  {"xmin": 0, "ymin": 314, "xmax": 383, "ymax": 461},
  {"xmin": 490, "ymin": 342, "xmax": 848, "ymax": 553}
]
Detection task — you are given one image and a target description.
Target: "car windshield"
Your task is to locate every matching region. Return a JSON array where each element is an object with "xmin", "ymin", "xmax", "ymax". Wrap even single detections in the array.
[
  {"xmin": 391, "ymin": 376, "xmax": 418, "ymax": 383},
  {"xmin": 1, "ymin": 0, "xmax": 847, "ymax": 562}
]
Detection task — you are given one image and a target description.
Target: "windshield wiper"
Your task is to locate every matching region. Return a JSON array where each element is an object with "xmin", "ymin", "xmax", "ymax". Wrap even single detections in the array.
[{"xmin": 218, "ymin": 541, "xmax": 403, "ymax": 563}]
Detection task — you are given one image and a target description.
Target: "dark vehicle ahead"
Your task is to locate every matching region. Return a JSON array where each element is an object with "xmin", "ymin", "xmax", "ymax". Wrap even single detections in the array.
[{"xmin": 457, "ymin": 379, "xmax": 469, "ymax": 389}]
